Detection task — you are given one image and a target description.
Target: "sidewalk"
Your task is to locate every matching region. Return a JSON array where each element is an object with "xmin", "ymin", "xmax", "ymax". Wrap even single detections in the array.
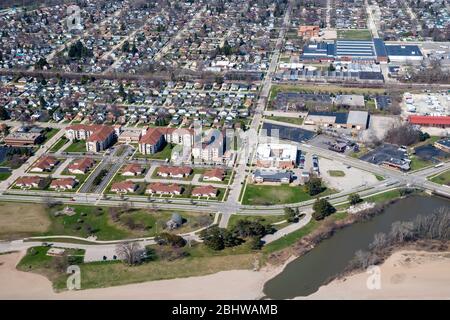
[{"xmin": 261, "ymin": 210, "xmax": 312, "ymax": 244}]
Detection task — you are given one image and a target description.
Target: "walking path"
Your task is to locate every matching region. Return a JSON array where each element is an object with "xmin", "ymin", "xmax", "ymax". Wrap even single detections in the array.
[{"xmin": 261, "ymin": 210, "xmax": 312, "ymax": 244}]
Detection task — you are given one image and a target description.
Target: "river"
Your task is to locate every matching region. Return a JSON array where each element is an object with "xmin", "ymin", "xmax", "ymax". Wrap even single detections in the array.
[{"xmin": 263, "ymin": 195, "xmax": 450, "ymax": 299}]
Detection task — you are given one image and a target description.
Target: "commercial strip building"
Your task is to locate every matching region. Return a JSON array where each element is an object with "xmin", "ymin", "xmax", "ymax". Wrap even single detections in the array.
[
  {"xmin": 434, "ymin": 138, "xmax": 450, "ymax": 153},
  {"xmin": 4, "ymin": 131, "xmax": 43, "ymax": 147},
  {"xmin": 304, "ymin": 110, "xmax": 369, "ymax": 130},
  {"xmin": 252, "ymin": 170, "xmax": 292, "ymax": 184},
  {"xmin": 408, "ymin": 115, "xmax": 450, "ymax": 128}
]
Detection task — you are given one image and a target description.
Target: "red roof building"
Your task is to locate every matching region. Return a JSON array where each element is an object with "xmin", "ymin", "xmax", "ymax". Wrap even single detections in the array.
[
  {"xmin": 146, "ymin": 183, "xmax": 183, "ymax": 195},
  {"xmin": 30, "ymin": 156, "xmax": 59, "ymax": 172},
  {"xmin": 203, "ymin": 168, "xmax": 225, "ymax": 181},
  {"xmin": 157, "ymin": 166, "xmax": 192, "ymax": 178},
  {"xmin": 68, "ymin": 158, "xmax": 95, "ymax": 174},
  {"xmin": 15, "ymin": 176, "xmax": 45, "ymax": 189},
  {"xmin": 408, "ymin": 116, "xmax": 450, "ymax": 128},
  {"xmin": 50, "ymin": 178, "xmax": 78, "ymax": 190},
  {"xmin": 192, "ymin": 185, "xmax": 218, "ymax": 198},
  {"xmin": 122, "ymin": 164, "xmax": 144, "ymax": 176},
  {"xmin": 111, "ymin": 181, "xmax": 137, "ymax": 193}
]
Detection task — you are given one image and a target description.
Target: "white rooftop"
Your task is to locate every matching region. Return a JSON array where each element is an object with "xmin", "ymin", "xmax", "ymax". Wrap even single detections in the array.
[{"xmin": 256, "ymin": 143, "xmax": 298, "ymax": 162}]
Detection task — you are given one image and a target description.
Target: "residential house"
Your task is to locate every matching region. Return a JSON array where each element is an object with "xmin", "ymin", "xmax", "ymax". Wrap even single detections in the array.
[
  {"xmin": 146, "ymin": 183, "xmax": 183, "ymax": 196},
  {"xmin": 67, "ymin": 158, "xmax": 95, "ymax": 175},
  {"xmin": 192, "ymin": 185, "xmax": 218, "ymax": 198},
  {"xmin": 203, "ymin": 168, "xmax": 225, "ymax": 182},
  {"xmin": 122, "ymin": 164, "xmax": 144, "ymax": 176},
  {"xmin": 50, "ymin": 178, "xmax": 78, "ymax": 191},
  {"xmin": 111, "ymin": 181, "xmax": 137, "ymax": 194},
  {"xmin": 15, "ymin": 176, "xmax": 45, "ymax": 189},
  {"xmin": 30, "ymin": 156, "xmax": 59, "ymax": 173},
  {"xmin": 156, "ymin": 166, "xmax": 192, "ymax": 179}
]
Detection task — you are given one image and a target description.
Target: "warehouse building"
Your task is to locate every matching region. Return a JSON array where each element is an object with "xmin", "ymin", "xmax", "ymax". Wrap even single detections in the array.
[
  {"xmin": 301, "ymin": 39, "xmax": 423, "ymax": 64},
  {"xmin": 385, "ymin": 44, "xmax": 423, "ymax": 63},
  {"xmin": 304, "ymin": 110, "xmax": 369, "ymax": 130}
]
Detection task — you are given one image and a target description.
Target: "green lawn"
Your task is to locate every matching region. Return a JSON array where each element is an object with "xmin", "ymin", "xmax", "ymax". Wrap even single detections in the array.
[
  {"xmin": 17, "ymin": 246, "xmax": 85, "ymax": 289},
  {"xmin": 49, "ymin": 137, "xmax": 68, "ymax": 152},
  {"xmin": 50, "ymin": 252, "xmax": 257, "ymax": 290},
  {"xmin": 242, "ymin": 184, "xmax": 335, "ymax": 205},
  {"xmin": 409, "ymin": 155, "xmax": 433, "ymax": 171},
  {"xmin": 40, "ymin": 128, "xmax": 60, "ymax": 145},
  {"xmin": 374, "ymin": 174, "xmax": 385, "ymax": 181},
  {"xmin": 263, "ymin": 220, "xmax": 320, "ymax": 253},
  {"xmin": 430, "ymin": 170, "xmax": 450, "ymax": 186},
  {"xmin": 328, "ymin": 170, "xmax": 345, "ymax": 177},
  {"xmin": 265, "ymin": 116, "xmax": 304, "ymax": 126},
  {"xmin": 0, "ymin": 171, "xmax": 12, "ymax": 181},
  {"xmin": 337, "ymin": 29, "xmax": 372, "ymax": 40},
  {"xmin": 44, "ymin": 204, "xmax": 213, "ymax": 240},
  {"xmin": 17, "ymin": 241, "xmax": 258, "ymax": 290},
  {"xmin": 363, "ymin": 189, "xmax": 402, "ymax": 203},
  {"xmin": 135, "ymin": 143, "xmax": 173, "ymax": 160},
  {"xmin": 227, "ymin": 214, "xmax": 285, "ymax": 230},
  {"xmin": 65, "ymin": 140, "xmax": 86, "ymax": 153}
]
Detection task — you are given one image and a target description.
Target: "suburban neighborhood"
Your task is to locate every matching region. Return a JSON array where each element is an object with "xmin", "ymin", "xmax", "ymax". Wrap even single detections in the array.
[{"xmin": 0, "ymin": 0, "xmax": 449, "ymax": 303}]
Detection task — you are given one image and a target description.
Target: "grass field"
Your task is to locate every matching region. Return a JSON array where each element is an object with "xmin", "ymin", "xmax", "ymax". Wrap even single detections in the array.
[
  {"xmin": 242, "ymin": 184, "xmax": 335, "ymax": 205},
  {"xmin": 0, "ymin": 201, "xmax": 215, "ymax": 241},
  {"xmin": 17, "ymin": 241, "xmax": 258, "ymax": 290},
  {"xmin": 45, "ymin": 205, "xmax": 212, "ymax": 240},
  {"xmin": 65, "ymin": 140, "xmax": 86, "ymax": 153},
  {"xmin": 337, "ymin": 29, "xmax": 372, "ymax": 40},
  {"xmin": 227, "ymin": 214, "xmax": 285, "ymax": 230},
  {"xmin": 0, "ymin": 203, "xmax": 50, "ymax": 239},
  {"xmin": 49, "ymin": 137, "xmax": 68, "ymax": 152},
  {"xmin": 265, "ymin": 116, "xmax": 304, "ymax": 126},
  {"xmin": 328, "ymin": 170, "xmax": 345, "ymax": 177},
  {"xmin": 362, "ymin": 189, "xmax": 402, "ymax": 203},
  {"xmin": 0, "ymin": 171, "xmax": 12, "ymax": 181},
  {"xmin": 262, "ymin": 220, "xmax": 319, "ymax": 253},
  {"xmin": 40, "ymin": 128, "xmax": 60, "ymax": 145},
  {"xmin": 409, "ymin": 155, "xmax": 433, "ymax": 171},
  {"xmin": 17, "ymin": 246, "xmax": 85, "ymax": 289},
  {"xmin": 429, "ymin": 170, "xmax": 450, "ymax": 186},
  {"xmin": 135, "ymin": 143, "xmax": 174, "ymax": 160}
]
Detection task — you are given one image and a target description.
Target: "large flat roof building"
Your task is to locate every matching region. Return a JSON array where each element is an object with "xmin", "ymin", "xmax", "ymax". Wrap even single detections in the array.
[
  {"xmin": 256, "ymin": 143, "xmax": 298, "ymax": 169},
  {"xmin": 385, "ymin": 45, "xmax": 423, "ymax": 62},
  {"xmin": 305, "ymin": 110, "xmax": 369, "ymax": 130},
  {"xmin": 301, "ymin": 39, "xmax": 423, "ymax": 64}
]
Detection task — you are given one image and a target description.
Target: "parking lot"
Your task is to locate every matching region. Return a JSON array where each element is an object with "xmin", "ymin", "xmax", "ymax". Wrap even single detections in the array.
[
  {"xmin": 360, "ymin": 143, "xmax": 407, "ymax": 164},
  {"xmin": 402, "ymin": 92, "xmax": 450, "ymax": 116},
  {"xmin": 318, "ymin": 157, "xmax": 378, "ymax": 192},
  {"xmin": 262, "ymin": 123, "xmax": 316, "ymax": 143}
]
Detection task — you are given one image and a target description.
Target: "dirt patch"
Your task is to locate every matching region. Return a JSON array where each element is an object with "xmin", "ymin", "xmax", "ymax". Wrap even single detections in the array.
[{"xmin": 0, "ymin": 203, "xmax": 50, "ymax": 239}]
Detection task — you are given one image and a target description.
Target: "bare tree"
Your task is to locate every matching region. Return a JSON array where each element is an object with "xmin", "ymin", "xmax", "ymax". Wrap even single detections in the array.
[
  {"xmin": 115, "ymin": 242, "xmax": 143, "ymax": 266},
  {"xmin": 390, "ymin": 221, "xmax": 415, "ymax": 243},
  {"xmin": 369, "ymin": 232, "xmax": 389, "ymax": 251}
]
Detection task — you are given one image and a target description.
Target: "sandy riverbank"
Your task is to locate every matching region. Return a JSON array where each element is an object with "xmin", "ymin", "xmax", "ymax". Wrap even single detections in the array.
[
  {"xmin": 0, "ymin": 251, "xmax": 280, "ymax": 300},
  {"xmin": 299, "ymin": 250, "xmax": 450, "ymax": 300},
  {"xmin": 1, "ymin": 250, "xmax": 449, "ymax": 299}
]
